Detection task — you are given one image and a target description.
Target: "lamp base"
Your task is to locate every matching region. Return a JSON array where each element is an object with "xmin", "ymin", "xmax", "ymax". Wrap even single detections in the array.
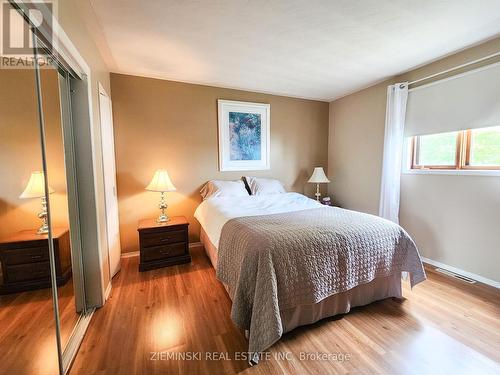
[
  {"xmin": 156, "ymin": 192, "xmax": 170, "ymax": 223},
  {"xmin": 37, "ymin": 222, "xmax": 49, "ymax": 235},
  {"xmin": 315, "ymin": 183, "xmax": 321, "ymax": 202},
  {"xmin": 36, "ymin": 196, "xmax": 50, "ymax": 235},
  {"xmin": 157, "ymin": 214, "xmax": 170, "ymax": 224}
]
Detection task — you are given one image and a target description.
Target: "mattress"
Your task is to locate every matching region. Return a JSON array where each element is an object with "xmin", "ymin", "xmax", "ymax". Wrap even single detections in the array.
[{"xmin": 194, "ymin": 192, "xmax": 322, "ymax": 248}]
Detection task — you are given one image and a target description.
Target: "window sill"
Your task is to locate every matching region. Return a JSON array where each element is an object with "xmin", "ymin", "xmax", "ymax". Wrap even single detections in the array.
[{"xmin": 403, "ymin": 169, "xmax": 500, "ymax": 177}]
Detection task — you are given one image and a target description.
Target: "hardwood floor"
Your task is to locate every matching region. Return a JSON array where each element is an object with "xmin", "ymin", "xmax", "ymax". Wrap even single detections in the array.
[
  {"xmin": 71, "ymin": 246, "xmax": 500, "ymax": 375},
  {"xmin": 0, "ymin": 277, "xmax": 79, "ymax": 375}
]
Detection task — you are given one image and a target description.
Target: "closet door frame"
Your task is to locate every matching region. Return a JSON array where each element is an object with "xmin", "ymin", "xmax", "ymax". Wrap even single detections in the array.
[
  {"xmin": 11, "ymin": 1, "xmax": 109, "ymax": 373},
  {"xmin": 11, "ymin": 0, "xmax": 107, "ymax": 306},
  {"xmin": 31, "ymin": 26, "xmax": 91, "ymax": 375},
  {"xmin": 58, "ymin": 72, "xmax": 86, "ymax": 313},
  {"xmin": 32, "ymin": 31, "xmax": 65, "ymax": 375}
]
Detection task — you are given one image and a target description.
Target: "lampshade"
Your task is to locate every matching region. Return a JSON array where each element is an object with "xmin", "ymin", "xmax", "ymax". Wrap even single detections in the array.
[
  {"xmin": 308, "ymin": 167, "xmax": 330, "ymax": 184},
  {"xmin": 145, "ymin": 169, "xmax": 177, "ymax": 192},
  {"xmin": 19, "ymin": 171, "xmax": 54, "ymax": 199}
]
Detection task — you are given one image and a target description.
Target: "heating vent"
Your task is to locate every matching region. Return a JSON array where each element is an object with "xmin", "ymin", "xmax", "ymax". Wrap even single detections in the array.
[{"xmin": 435, "ymin": 268, "xmax": 476, "ymax": 284}]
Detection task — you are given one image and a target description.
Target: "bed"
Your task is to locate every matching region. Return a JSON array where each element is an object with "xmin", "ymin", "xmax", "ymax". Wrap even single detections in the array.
[{"xmin": 194, "ymin": 192, "xmax": 426, "ymax": 364}]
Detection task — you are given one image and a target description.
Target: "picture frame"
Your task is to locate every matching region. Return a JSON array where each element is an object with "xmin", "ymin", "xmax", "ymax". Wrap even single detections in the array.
[{"xmin": 217, "ymin": 99, "xmax": 270, "ymax": 171}]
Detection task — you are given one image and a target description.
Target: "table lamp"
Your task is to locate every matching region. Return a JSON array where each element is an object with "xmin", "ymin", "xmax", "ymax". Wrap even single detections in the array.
[
  {"xmin": 308, "ymin": 167, "xmax": 330, "ymax": 201},
  {"xmin": 19, "ymin": 171, "xmax": 54, "ymax": 234},
  {"xmin": 145, "ymin": 169, "xmax": 176, "ymax": 223}
]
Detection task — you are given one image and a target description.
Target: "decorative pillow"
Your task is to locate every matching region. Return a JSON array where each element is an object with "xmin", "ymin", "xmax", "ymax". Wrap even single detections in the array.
[
  {"xmin": 243, "ymin": 177, "xmax": 287, "ymax": 195},
  {"xmin": 200, "ymin": 180, "xmax": 249, "ymax": 200}
]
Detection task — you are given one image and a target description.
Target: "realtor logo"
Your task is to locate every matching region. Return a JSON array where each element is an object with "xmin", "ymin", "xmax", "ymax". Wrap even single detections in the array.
[{"xmin": 1, "ymin": 1, "xmax": 53, "ymax": 56}]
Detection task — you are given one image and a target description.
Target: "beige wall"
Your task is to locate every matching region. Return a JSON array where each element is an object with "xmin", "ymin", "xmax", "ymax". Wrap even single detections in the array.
[
  {"xmin": 0, "ymin": 69, "xmax": 69, "ymax": 239},
  {"xmin": 328, "ymin": 79, "xmax": 393, "ymax": 214},
  {"xmin": 328, "ymin": 37, "xmax": 500, "ymax": 282},
  {"xmin": 110, "ymin": 73, "xmax": 329, "ymax": 253}
]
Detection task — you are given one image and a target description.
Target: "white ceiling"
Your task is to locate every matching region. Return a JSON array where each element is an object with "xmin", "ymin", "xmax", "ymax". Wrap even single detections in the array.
[{"xmin": 88, "ymin": 0, "xmax": 500, "ymax": 101}]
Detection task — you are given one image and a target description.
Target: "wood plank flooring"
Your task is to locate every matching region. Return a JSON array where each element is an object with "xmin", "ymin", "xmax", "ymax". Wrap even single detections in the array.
[
  {"xmin": 71, "ymin": 246, "xmax": 500, "ymax": 375},
  {"xmin": 0, "ymin": 278, "xmax": 79, "ymax": 375}
]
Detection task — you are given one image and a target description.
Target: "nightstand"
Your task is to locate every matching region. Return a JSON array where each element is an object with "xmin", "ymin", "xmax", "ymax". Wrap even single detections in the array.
[
  {"xmin": 0, "ymin": 228, "xmax": 72, "ymax": 294},
  {"xmin": 137, "ymin": 216, "xmax": 191, "ymax": 272},
  {"xmin": 320, "ymin": 197, "xmax": 340, "ymax": 207}
]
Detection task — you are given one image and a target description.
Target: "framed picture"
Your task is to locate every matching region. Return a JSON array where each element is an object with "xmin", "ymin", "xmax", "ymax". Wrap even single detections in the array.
[{"xmin": 217, "ymin": 99, "xmax": 270, "ymax": 171}]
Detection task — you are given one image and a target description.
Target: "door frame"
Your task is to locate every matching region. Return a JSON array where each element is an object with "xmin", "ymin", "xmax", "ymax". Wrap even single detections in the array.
[{"xmin": 11, "ymin": 1, "xmax": 108, "ymax": 373}]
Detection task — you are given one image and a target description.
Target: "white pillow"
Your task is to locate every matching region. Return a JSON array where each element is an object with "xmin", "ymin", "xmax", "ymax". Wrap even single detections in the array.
[
  {"xmin": 200, "ymin": 180, "xmax": 249, "ymax": 200},
  {"xmin": 244, "ymin": 177, "xmax": 286, "ymax": 195}
]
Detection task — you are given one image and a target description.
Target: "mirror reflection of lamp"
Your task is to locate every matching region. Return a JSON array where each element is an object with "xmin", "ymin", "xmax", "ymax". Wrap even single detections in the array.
[
  {"xmin": 145, "ymin": 169, "xmax": 176, "ymax": 223},
  {"xmin": 19, "ymin": 171, "xmax": 54, "ymax": 234}
]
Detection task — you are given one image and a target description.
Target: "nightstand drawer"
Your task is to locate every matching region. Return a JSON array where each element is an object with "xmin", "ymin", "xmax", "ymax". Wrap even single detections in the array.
[
  {"xmin": 4, "ymin": 262, "xmax": 51, "ymax": 283},
  {"xmin": 0, "ymin": 228, "xmax": 71, "ymax": 294},
  {"xmin": 141, "ymin": 229, "xmax": 186, "ymax": 248},
  {"xmin": 0, "ymin": 246, "xmax": 48, "ymax": 266},
  {"xmin": 142, "ymin": 243, "xmax": 186, "ymax": 262},
  {"xmin": 138, "ymin": 216, "xmax": 191, "ymax": 271}
]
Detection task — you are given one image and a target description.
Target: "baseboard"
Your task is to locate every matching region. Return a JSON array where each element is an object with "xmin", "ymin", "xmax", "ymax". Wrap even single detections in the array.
[
  {"xmin": 422, "ymin": 257, "xmax": 499, "ymax": 289},
  {"xmin": 104, "ymin": 282, "xmax": 112, "ymax": 301},
  {"xmin": 121, "ymin": 242, "xmax": 204, "ymax": 259},
  {"xmin": 62, "ymin": 308, "xmax": 95, "ymax": 374},
  {"xmin": 119, "ymin": 247, "xmax": 498, "ymax": 288}
]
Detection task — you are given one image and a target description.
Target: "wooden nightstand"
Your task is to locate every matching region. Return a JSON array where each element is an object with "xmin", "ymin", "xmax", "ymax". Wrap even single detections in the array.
[
  {"xmin": 0, "ymin": 228, "xmax": 72, "ymax": 294},
  {"xmin": 137, "ymin": 216, "xmax": 191, "ymax": 272}
]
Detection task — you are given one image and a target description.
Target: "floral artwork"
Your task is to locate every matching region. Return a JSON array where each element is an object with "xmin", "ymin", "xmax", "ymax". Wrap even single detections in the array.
[
  {"xmin": 229, "ymin": 112, "xmax": 262, "ymax": 161},
  {"xmin": 218, "ymin": 100, "xmax": 270, "ymax": 171}
]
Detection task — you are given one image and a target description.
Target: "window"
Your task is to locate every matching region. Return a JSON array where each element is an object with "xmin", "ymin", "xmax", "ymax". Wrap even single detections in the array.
[
  {"xmin": 467, "ymin": 126, "xmax": 500, "ymax": 168},
  {"xmin": 410, "ymin": 126, "xmax": 500, "ymax": 170}
]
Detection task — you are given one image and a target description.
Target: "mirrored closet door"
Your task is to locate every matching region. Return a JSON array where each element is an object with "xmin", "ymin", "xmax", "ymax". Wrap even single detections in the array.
[
  {"xmin": 0, "ymin": 4, "xmax": 88, "ymax": 374},
  {"xmin": 0, "ymin": 31, "xmax": 62, "ymax": 375},
  {"xmin": 39, "ymin": 51, "xmax": 88, "ymax": 361}
]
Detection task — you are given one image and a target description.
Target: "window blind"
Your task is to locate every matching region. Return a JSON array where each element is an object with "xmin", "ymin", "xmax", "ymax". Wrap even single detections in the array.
[{"xmin": 404, "ymin": 62, "xmax": 500, "ymax": 137}]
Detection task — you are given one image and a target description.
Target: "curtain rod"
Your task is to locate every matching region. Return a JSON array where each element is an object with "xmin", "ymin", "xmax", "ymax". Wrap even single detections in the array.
[{"xmin": 408, "ymin": 51, "xmax": 500, "ymax": 86}]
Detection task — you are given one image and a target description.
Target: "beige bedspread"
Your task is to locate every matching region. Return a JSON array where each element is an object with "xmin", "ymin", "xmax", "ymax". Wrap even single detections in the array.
[{"xmin": 216, "ymin": 206, "xmax": 426, "ymax": 363}]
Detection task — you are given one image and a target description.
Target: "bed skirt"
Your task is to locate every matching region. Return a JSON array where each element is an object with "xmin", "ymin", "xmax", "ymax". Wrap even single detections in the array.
[{"xmin": 200, "ymin": 227, "xmax": 402, "ymax": 334}]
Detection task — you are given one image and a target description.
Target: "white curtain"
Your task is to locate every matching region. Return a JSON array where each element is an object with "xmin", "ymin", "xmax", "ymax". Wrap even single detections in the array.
[{"xmin": 379, "ymin": 82, "xmax": 409, "ymax": 224}]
